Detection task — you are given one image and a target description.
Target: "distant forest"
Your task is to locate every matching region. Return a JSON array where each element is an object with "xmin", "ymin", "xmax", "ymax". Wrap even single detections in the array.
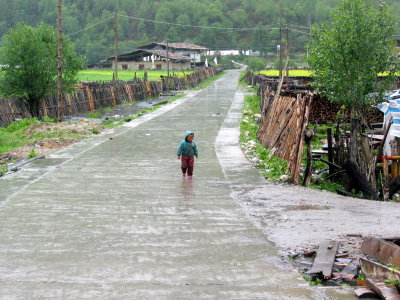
[{"xmin": 1, "ymin": 0, "xmax": 399, "ymax": 64}]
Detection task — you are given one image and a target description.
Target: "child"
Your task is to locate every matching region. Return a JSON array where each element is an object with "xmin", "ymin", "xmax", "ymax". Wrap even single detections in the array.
[{"xmin": 177, "ymin": 131, "xmax": 198, "ymax": 179}]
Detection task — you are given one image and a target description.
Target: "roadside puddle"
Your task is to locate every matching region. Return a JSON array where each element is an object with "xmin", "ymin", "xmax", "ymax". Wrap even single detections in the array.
[{"xmin": 284, "ymin": 204, "xmax": 330, "ymax": 211}]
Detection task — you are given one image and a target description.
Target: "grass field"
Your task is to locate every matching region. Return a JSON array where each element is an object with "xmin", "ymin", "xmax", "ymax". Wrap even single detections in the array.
[{"xmin": 77, "ymin": 69, "xmax": 193, "ymax": 82}]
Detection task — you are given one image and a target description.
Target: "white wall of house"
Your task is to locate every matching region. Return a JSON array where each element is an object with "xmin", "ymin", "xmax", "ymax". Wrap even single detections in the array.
[
  {"xmin": 174, "ymin": 50, "xmax": 202, "ymax": 62},
  {"xmin": 112, "ymin": 61, "xmax": 192, "ymax": 71}
]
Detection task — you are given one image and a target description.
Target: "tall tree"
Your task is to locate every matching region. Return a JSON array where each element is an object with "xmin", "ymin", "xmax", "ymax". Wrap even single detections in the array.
[
  {"xmin": 0, "ymin": 23, "xmax": 84, "ymax": 117},
  {"xmin": 308, "ymin": 0, "xmax": 399, "ymax": 195}
]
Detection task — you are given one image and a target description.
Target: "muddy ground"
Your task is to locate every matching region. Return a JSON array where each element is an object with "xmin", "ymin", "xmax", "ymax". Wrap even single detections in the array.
[
  {"xmin": 0, "ymin": 119, "xmax": 104, "ymax": 170},
  {"xmin": 234, "ymin": 181, "xmax": 400, "ymax": 284}
]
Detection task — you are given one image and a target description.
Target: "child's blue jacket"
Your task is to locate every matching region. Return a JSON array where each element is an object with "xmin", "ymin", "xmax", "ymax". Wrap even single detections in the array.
[{"xmin": 177, "ymin": 131, "xmax": 198, "ymax": 156}]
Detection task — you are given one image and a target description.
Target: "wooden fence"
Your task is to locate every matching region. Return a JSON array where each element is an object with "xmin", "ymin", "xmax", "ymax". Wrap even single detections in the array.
[
  {"xmin": 252, "ymin": 74, "xmax": 313, "ymax": 184},
  {"xmin": 0, "ymin": 67, "xmax": 223, "ymax": 127},
  {"xmin": 246, "ymin": 72, "xmax": 387, "ymax": 183}
]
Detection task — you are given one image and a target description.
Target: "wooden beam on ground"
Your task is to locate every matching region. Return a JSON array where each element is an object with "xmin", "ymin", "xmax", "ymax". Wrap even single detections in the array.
[
  {"xmin": 360, "ymin": 258, "xmax": 400, "ymax": 282},
  {"xmin": 367, "ymin": 278, "xmax": 400, "ymax": 300},
  {"xmin": 318, "ymin": 158, "xmax": 342, "ymax": 170},
  {"xmin": 9, "ymin": 155, "xmax": 45, "ymax": 171},
  {"xmin": 308, "ymin": 240, "xmax": 339, "ymax": 279},
  {"xmin": 354, "ymin": 288, "xmax": 380, "ymax": 298},
  {"xmin": 339, "ymin": 260, "xmax": 359, "ymax": 281}
]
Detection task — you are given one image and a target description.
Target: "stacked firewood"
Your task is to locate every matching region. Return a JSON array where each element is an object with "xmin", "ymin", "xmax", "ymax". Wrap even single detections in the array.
[
  {"xmin": 257, "ymin": 85, "xmax": 313, "ymax": 184},
  {"xmin": 309, "ymin": 95, "xmax": 383, "ymax": 124}
]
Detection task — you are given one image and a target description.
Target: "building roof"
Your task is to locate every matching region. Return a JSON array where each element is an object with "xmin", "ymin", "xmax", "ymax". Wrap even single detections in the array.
[
  {"xmin": 106, "ymin": 49, "xmax": 190, "ymax": 62},
  {"xmin": 139, "ymin": 42, "xmax": 208, "ymax": 51}
]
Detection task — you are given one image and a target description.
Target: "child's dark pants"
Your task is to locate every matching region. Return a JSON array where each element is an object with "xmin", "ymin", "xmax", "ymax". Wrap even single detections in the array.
[{"xmin": 181, "ymin": 156, "xmax": 195, "ymax": 176}]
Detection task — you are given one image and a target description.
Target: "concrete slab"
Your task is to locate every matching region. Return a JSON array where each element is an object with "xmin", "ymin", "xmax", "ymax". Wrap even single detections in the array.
[{"xmin": 0, "ymin": 71, "xmax": 352, "ymax": 299}]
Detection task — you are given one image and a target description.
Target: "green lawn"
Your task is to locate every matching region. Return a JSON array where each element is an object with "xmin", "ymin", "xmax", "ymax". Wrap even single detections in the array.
[{"xmin": 77, "ymin": 69, "xmax": 193, "ymax": 82}]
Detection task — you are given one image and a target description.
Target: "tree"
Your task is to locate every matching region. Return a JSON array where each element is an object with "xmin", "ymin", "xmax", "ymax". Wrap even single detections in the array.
[
  {"xmin": 308, "ymin": 0, "xmax": 399, "ymax": 164},
  {"xmin": 245, "ymin": 57, "xmax": 266, "ymax": 70},
  {"xmin": 0, "ymin": 23, "xmax": 84, "ymax": 117},
  {"xmin": 251, "ymin": 22, "xmax": 270, "ymax": 56}
]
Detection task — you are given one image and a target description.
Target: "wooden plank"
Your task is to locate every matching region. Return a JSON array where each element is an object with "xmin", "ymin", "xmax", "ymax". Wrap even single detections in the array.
[
  {"xmin": 339, "ymin": 260, "xmax": 359, "ymax": 281},
  {"xmin": 308, "ymin": 240, "xmax": 339, "ymax": 278},
  {"xmin": 361, "ymin": 237, "xmax": 400, "ymax": 268},
  {"xmin": 367, "ymin": 278, "xmax": 400, "ymax": 300},
  {"xmin": 354, "ymin": 288, "xmax": 380, "ymax": 298},
  {"xmin": 360, "ymin": 258, "xmax": 400, "ymax": 282}
]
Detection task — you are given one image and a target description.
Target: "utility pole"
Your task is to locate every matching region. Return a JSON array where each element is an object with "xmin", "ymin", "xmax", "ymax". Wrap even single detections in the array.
[
  {"xmin": 166, "ymin": 40, "xmax": 170, "ymax": 93},
  {"xmin": 166, "ymin": 40, "xmax": 170, "ymax": 78},
  {"xmin": 114, "ymin": 11, "xmax": 119, "ymax": 81},
  {"xmin": 279, "ymin": 22, "xmax": 283, "ymax": 78},
  {"xmin": 57, "ymin": 0, "xmax": 63, "ymax": 121},
  {"xmin": 286, "ymin": 25, "xmax": 289, "ymax": 78}
]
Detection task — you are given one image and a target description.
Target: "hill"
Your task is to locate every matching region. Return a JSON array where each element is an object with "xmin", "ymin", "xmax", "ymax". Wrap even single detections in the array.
[{"xmin": 0, "ymin": 0, "xmax": 399, "ymax": 64}]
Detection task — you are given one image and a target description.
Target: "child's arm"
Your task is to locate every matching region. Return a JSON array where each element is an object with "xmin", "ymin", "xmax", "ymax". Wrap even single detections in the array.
[{"xmin": 177, "ymin": 141, "xmax": 183, "ymax": 158}]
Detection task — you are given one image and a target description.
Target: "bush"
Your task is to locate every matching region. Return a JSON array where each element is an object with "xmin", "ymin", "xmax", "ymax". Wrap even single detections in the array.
[
  {"xmin": 244, "ymin": 57, "xmax": 266, "ymax": 71},
  {"xmin": 42, "ymin": 116, "xmax": 56, "ymax": 123},
  {"xmin": 28, "ymin": 149, "xmax": 38, "ymax": 159},
  {"xmin": 86, "ymin": 112, "xmax": 102, "ymax": 119},
  {"xmin": 5, "ymin": 118, "xmax": 39, "ymax": 133}
]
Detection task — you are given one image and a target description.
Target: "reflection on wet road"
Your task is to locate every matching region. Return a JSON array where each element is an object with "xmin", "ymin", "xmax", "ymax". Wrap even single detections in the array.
[{"xmin": 0, "ymin": 70, "xmax": 344, "ymax": 299}]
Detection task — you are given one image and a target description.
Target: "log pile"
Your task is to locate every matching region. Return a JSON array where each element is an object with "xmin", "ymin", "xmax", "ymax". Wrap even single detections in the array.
[
  {"xmin": 257, "ymin": 83, "xmax": 313, "ymax": 184},
  {"xmin": 246, "ymin": 72, "xmax": 383, "ymax": 125},
  {"xmin": 310, "ymin": 94, "xmax": 383, "ymax": 124},
  {"xmin": 0, "ymin": 67, "xmax": 223, "ymax": 127}
]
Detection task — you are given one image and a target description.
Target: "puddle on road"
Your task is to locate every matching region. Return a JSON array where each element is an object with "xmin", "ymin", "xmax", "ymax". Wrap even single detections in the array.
[{"xmin": 284, "ymin": 204, "xmax": 330, "ymax": 211}]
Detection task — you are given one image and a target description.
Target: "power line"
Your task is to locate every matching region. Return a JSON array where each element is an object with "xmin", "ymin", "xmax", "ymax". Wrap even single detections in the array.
[
  {"xmin": 67, "ymin": 16, "xmax": 114, "ymax": 36},
  {"xmin": 288, "ymin": 27, "xmax": 312, "ymax": 35},
  {"xmin": 117, "ymin": 14, "xmax": 280, "ymax": 31},
  {"xmin": 63, "ymin": 13, "xmax": 318, "ymax": 43},
  {"xmin": 288, "ymin": 24, "xmax": 311, "ymax": 29}
]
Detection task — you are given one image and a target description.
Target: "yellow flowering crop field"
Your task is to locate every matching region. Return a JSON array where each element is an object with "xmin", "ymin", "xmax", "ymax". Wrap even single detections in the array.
[
  {"xmin": 259, "ymin": 70, "xmax": 400, "ymax": 77},
  {"xmin": 77, "ymin": 69, "xmax": 194, "ymax": 82},
  {"xmin": 259, "ymin": 70, "xmax": 312, "ymax": 77}
]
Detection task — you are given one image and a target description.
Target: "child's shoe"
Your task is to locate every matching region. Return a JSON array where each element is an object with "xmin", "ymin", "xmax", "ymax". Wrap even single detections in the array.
[
  {"xmin": 182, "ymin": 173, "xmax": 186, "ymax": 177},
  {"xmin": 188, "ymin": 175, "xmax": 192, "ymax": 179}
]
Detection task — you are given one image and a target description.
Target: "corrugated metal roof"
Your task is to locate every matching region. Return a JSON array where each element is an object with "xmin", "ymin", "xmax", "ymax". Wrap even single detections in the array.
[
  {"xmin": 106, "ymin": 49, "xmax": 190, "ymax": 62},
  {"xmin": 140, "ymin": 42, "xmax": 208, "ymax": 51}
]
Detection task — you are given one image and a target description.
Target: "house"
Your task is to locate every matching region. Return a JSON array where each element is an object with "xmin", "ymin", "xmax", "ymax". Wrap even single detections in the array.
[
  {"xmin": 206, "ymin": 49, "xmax": 261, "ymax": 56},
  {"xmin": 139, "ymin": 42, "xmax": 208, "ymax": 63},
  {"xmin": 106, "ymin": 42, "xmax": 208, "ymax": 71},
  {"xmin": 207, "ymin": 50, "xmax": 240, "ymax": 56},
  {"xmin": 106, "ymin": 49, "xmax": 192, "ymax": 71}
]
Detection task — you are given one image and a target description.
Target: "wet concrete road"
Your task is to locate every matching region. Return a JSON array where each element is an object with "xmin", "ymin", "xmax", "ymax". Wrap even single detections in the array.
[{"xmin": 0, "ymin": 71, "xmax": 351, "ymax": 299}]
